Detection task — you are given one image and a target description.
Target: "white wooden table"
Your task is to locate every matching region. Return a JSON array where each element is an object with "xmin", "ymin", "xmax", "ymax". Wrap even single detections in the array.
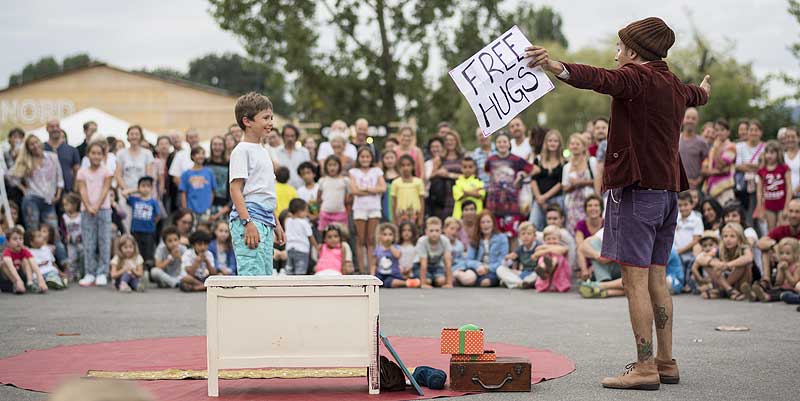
[{"xmin": 206, "ymin": 275, "xmax": 382, "ymax": 396}]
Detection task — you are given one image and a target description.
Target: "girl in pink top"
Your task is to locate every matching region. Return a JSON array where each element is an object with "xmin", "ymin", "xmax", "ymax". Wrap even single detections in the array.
[
  {"xmin": 754, "ymin": 141, "xmax": 791, "ymax": 231},
  {"xmin": 314, "ymin": 225, "xmax": 353, "ymax": 276},
  {"xmin": 349, "ymin": 148, "xmax": 386, "ymax": 274},
  {"xmin": 75, "ymin": 142, "xmax": 114, "ymax": 287},
  {"xmin": 533, "ymin": 225, "xmax": 571, "ymax": 293}
]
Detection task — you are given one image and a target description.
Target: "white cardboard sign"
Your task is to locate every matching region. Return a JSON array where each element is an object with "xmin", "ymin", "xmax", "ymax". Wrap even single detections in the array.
[{"xmin": 449, "ymin": 25, "xmax": 555, "ymax": 137}]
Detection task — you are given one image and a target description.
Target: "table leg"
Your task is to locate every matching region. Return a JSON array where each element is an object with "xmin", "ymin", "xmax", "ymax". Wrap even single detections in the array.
[
  {"xmin": 207, "ymin": 290, "xmax": 219, "ymax": 397},
  {"xmin": 368, "ymin": 285, "xmax": 380, "ymax": 395}
]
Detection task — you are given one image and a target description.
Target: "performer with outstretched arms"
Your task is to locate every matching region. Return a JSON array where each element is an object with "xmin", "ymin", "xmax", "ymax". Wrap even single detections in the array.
[{"xmin": 526, "ymin": 17, "xmax": 711, "ymax": 390}]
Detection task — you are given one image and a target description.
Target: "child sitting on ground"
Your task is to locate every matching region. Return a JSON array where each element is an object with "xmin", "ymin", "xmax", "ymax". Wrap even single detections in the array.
[
  {"xmin": 695, "ymin": 223, "xmax": 753, "ymax": 300},
  {"xmin": 532, "ymin": 225, "xmax": 571, "ymax": 293},
  {"xmin": 314, "ymin": 224, "xmax": 353, "ymax": 276},
  {"xmin": 180, "ymin": 230, "xmax": 218, "ymax": 292},
  {"xmin": 110, "ymin": 235, "xmax": 145, "ymax": 292},
  {"xmin": 414, "ymin": 217, "xmax": 453, "ymax": 288},
  {"xmin": 209, "ymin": 221, "xmax": 235, "ymax": 275},
  {"xmin": 751, "ymin": 237, "xmax": 800, "ymax": 302},
  {"xmin": 444, "ymin": 217, "xmax": 467, "ymax": 273},
  {"xmin": 26, "ymin": 229, "xmax": 65, "ymax": 290},
  {"xmin": 460, "ymin": 211, "xmax": 507, "ymax": 287},
  {"xmin": 372, "ymin": 223, "xmax": 420, "ymax": 288},
  {"xmin": 497, "ymin": 222, "xmax": 540, "ymax": 289},
  {"xmin": 397, "ymin": 222, "xmax": 417, "ymax": 278},
  {"xmin": 578, "ymin": 228, "xmax": 625, "ymax": 298},
  {"xmin": 152, "ymin": 226, "xmax": 186, "ymax": 288},
  {"xmin": 284, "ymin": 199, "xmax": 318, "ymax": 275},
  {"xmin": 691, "ymin": 230, "xmax": 719, "ymax": 297},
  {"xmin": 1, "ymin": 227, "xmax": 46, "ymax": 294}
]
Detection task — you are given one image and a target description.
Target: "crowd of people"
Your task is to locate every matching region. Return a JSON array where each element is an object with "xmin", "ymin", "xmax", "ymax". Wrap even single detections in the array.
[{"xmin": 0, "ymin": 107, "xmax": 798, "ymax": 309}]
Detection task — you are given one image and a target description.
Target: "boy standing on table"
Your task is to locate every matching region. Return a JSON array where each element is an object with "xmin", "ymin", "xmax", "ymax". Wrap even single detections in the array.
[
  {"xmin": 228, "ymin": 92, "xmax": 285, "ymax": 276},
  {"xmin": 526, "ymin": 17, "xmax": 710, "ymax": 390}
]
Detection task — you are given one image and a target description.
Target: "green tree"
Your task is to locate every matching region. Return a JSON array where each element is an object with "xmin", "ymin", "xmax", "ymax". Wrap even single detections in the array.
[
  {"xmin": 62, "ymin": 53, "xmax": 92, "ymax": 71},
  {"xmin": 8, "ymin": 53, "xmax": 92, "ymax": 86},
  {"xmin": 186, "ymin": 53, "xmax": 290, "ymax": 115},
  {"xmin": 780, "ymin": 0, "xmax": 800, "ymax": 101},
  {"xmin": 209, "ymin": 0, "xmax": 460, "ymax": 125}
]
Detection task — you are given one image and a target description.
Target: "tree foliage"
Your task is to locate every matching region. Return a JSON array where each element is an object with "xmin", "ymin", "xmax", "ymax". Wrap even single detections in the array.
[
  {"xmin": 8, "ymin": 53, "xmax": 93, "ymax": 86},
  {"xmin": 207, "ymin": 0, "xmax": 570, "ymax": 129}
]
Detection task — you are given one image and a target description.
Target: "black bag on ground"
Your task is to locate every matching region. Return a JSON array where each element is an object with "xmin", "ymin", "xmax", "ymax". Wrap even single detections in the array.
[{"xmin": 380, "ymin": 355, "xmax": 406, "ymax": 391}]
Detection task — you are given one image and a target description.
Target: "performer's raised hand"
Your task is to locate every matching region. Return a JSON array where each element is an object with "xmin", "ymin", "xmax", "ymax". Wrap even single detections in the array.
[
  {"xmin": 700, "ymin": 74, "xmax": 712, "ymax": 96},
  {"xmin": 524, "ymin": 46, "xmax": 565, "ymax": 75}
]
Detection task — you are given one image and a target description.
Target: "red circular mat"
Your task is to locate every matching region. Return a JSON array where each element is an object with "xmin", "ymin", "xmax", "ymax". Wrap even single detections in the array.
[{"xmin": 0, "ymin": 336, "xmax": 574, "ymax": 401}]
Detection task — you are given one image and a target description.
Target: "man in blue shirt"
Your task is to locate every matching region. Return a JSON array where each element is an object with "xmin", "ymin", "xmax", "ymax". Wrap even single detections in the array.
[{"xmin": 44, "ymin": 120, "xmax": 80, "ymax": 193}]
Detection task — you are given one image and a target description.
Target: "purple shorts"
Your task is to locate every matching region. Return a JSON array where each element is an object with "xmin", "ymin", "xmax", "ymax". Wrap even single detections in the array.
[{"xmin": 601, "ymin": 186, "xmax": 678, "ymax": 268}]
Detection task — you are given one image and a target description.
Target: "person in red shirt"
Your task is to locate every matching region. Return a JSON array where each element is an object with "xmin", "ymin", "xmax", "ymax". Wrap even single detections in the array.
[
  {"xmin": 526, "ymin": 17, "xmax": 711, "ymax": 390},
  {"xmin": 754, "ymin": 140, "xmax": 792, "ymax": 231},
  {"xmin": 758, "ymin": 198, "xmax": 800, "ymax": 288},
  {"xmin": 1, "ymin": 227, "xmax": 46, "ymax": 294}
]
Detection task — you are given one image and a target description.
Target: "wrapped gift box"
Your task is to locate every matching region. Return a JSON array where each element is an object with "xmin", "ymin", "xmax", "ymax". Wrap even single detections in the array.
[
  {"xmin": 451, "ymin": 350, "xmax": 496, "ymax": 362},
  {"xmin": 440, "ymin": 325, "xmax": 484, "ymax": 355}
]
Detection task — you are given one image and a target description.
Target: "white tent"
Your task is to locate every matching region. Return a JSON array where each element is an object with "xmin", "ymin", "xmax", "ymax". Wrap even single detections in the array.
[{"xmin": 28, "ymin": 107, "xmax": 159, "ymax": 147}]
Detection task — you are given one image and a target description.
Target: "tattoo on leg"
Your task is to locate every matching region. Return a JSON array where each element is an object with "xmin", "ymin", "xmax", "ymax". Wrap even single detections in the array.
[
  {"xmin": 637, "ymin": 336, "xmax": 653, "ymax": 362},
  {"xmin": 655, "ymin": 305, "xmax": 669, "ymax": 330}
]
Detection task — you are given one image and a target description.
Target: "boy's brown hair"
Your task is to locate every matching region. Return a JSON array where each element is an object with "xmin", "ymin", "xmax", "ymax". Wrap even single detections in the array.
[
  {"xmin": 5, "ymin": 226, "xmax": 24, "ymax": 239},
  {"xmin": 235, "ymin": 92, "xmax": 273, "ymax": 130}
]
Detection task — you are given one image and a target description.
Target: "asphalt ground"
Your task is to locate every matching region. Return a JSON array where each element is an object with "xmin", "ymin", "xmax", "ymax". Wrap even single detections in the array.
[{"xmin": 0, "ymin": 286, "xmax": 797, "ymax": 401}]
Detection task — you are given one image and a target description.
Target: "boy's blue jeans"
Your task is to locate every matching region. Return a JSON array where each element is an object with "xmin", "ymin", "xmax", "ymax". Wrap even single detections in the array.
[{"xmin": 231, "ymin": 219, "xmax": 274, "ymax": 276}]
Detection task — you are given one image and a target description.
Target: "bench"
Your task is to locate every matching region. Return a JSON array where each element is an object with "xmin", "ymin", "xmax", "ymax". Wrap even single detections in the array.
[{"xmin": 206, "ymin": 275, "xmax": 382, "ymax": 396}]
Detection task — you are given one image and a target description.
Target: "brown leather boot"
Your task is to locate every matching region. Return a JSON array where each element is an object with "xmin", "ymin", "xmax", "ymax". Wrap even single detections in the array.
[
  {"xmin": 601, "ymin": 361, "xmax": 660, "ymax": 390},
  {"xmin": 656, "ymin": 358, "xmax": 680, "ymax": 384}
]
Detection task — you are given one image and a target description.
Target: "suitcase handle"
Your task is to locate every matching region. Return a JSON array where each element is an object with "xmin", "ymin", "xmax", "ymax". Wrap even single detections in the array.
[{"xmin": 472, "ymin": 374, "xmax": 513, "ymax": 390}]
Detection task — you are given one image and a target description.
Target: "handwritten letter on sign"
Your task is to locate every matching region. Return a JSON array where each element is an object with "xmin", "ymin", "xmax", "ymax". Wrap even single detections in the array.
[{"xmin": 449, "ymin": 25, "xmax": 555, "ymax": 137}]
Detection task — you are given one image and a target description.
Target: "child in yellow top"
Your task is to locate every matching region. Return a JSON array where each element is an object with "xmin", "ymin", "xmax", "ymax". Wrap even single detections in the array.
[
  {"xmin": 452, "ymin": 156, "xmax": 485, "ymax": 219},
  {"xmin": 274, "ymin": 166, "xmax": 298, "ymax": 218},
  {"xmin": 391, "ymin": 155, "xmax": 425, "ymax": 226}
]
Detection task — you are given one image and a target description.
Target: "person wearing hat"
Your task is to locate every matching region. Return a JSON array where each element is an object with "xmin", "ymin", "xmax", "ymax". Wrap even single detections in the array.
[{"xmin": 526, "ymin": 17, "xmax": 711, "ymax": 390}]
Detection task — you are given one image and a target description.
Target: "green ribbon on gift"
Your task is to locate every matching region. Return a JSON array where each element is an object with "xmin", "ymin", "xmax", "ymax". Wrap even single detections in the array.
[{"xmin": 457, "ymin": 324, "xmax": 480, "ymax": 354}]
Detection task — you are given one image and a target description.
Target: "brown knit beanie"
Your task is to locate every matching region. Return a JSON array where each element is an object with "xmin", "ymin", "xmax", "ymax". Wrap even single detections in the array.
[{"xmin": 618, "ymin": 17, "xmax": 675, "ymax": 61}]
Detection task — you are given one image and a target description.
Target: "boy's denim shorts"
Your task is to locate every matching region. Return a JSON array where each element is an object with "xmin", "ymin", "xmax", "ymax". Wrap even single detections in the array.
[{"xmin": 601, "ymin": 186, "xmax": 678, "ymax": 268}]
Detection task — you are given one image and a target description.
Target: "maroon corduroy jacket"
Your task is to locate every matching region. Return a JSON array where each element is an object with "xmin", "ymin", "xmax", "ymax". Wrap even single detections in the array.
[{"xmin": 559, "ymin": 60, "xmax": 708, "ymax": 192}]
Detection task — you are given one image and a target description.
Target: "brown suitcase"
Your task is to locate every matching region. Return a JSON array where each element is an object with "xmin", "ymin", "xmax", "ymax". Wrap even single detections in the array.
[{"xmin": 449, "ymin": 357, "xmax": 531, "ymax": 392}]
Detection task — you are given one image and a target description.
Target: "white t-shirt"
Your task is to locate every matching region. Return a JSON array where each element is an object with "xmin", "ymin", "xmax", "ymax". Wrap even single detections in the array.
[
  {"xmin": 62, "ymin": 213, "xmax": 82, "ymax": 244},
  {"xmin": 296, "ymin": 183, "xmax": 319, "ymax": 204},
  {"xmin": 317, "ymin": 141, "xmax": 357, "ymax": 162},
  {"xmin": 80, "ymin": 153, "xmax": 117, "ymax": 178},
  {"xmin": 168, "ymin": 148, "xmax": 193, "ymax": 178},
  {"xmin": 674, "ymin": 211, "xmax": 704, "ymax": 251},
  {"xmin": 318, "ymin": 176, "xmax": 349, "ymax": 213},
  {"xmin": 180, "ymin": 249, "xmax": 215, "ymax": 279},
  {"xmin": 228, "ymin": 142, "xmax": 277, "ymax": 210},
  {"xmin": 29, "ymin": 246, "xmax": 58, "ymax": 276},
  {"xmin": 285, "ymin": 217, "xmax": 313, "ymax": 253},
  {"xmin": 117, "ymin": 148, "xmax": 154, "ymax": 189},
  {"xmin": 348, "ymin": 167, "xmax": 383, "ymax": 211},
  {"xmin": 511, "ymin": 138, "xmax": 533, "ymax": 161}
]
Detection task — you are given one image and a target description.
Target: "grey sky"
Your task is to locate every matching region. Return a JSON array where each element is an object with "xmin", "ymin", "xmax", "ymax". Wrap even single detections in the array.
[{"xmin": 2, "ymin": 0, "xmax": 797, "ymax": 98}]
